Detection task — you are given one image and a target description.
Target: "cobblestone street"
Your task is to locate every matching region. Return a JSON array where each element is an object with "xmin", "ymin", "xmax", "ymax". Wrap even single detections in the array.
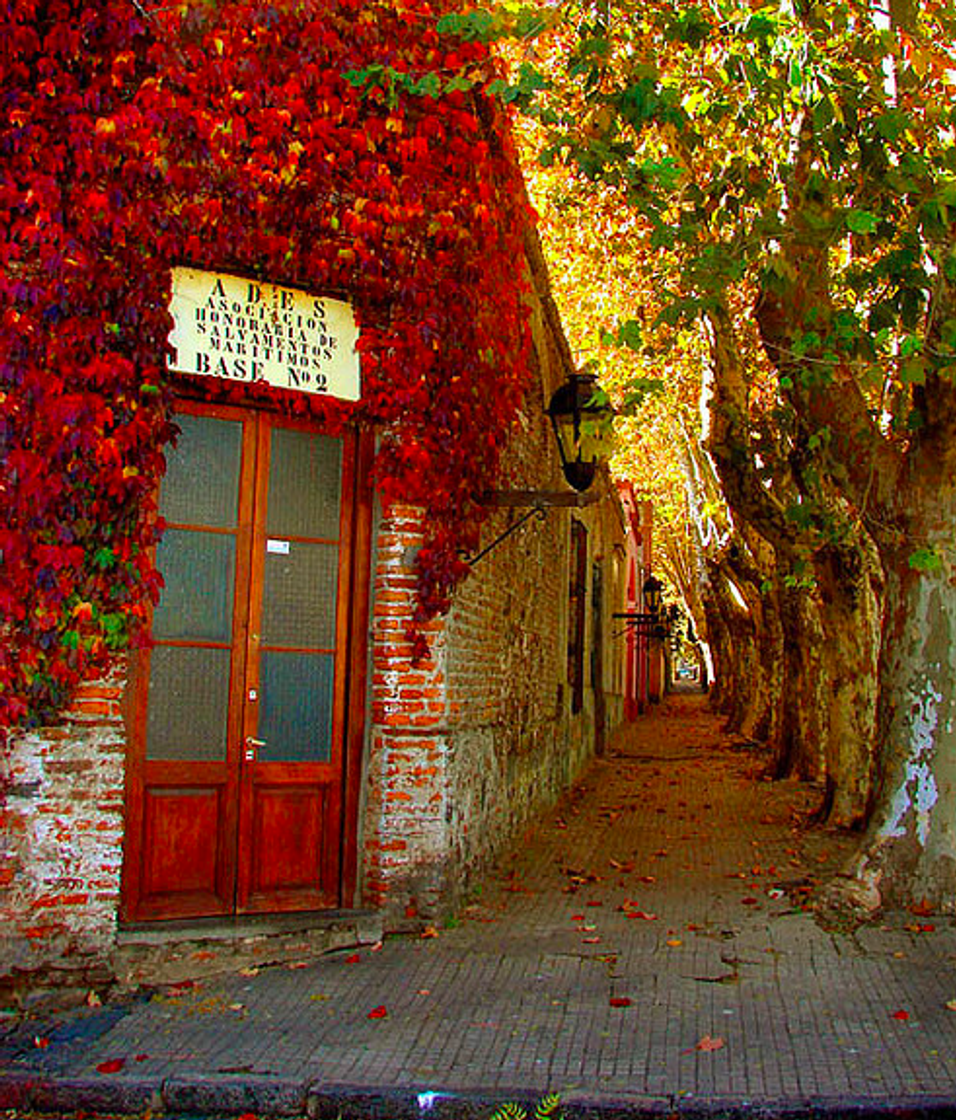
[{"xmin": 4, "ymin": 692, "xmax": 956, "ymax": 1117}]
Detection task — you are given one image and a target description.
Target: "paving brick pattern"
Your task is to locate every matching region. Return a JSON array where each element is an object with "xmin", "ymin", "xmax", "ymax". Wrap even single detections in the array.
[{"xmin": 5, "ymin": 692, "xmax": 956, "ymax": 1116}]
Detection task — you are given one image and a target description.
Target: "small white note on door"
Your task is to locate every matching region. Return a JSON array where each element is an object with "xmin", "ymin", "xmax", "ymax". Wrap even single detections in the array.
[{"xmin": 267, "ymin": 539, "xmax": 291, "ymax": 555}]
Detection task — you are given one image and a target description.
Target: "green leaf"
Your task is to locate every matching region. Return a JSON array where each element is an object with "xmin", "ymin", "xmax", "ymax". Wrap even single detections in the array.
[
  {"xmin": 92, "ymin": 547, "xmax": 116, "ymax": 570},
  {"xmin": 743, "ymin": 13, "xmax": 777, "ymax": 40},
  {"xmin": 900, "ymin": 357, "xmax": 926, "ymax": 384},
  {"xmin": 616, "ymin": 319, "xmax": 643, "ymax": 350},
  {"xmin": 846, "ymin": 209, "xmax": 878, "ymax": 234},
  {"xmin": 534, "ymin": 1094, "xmax": 562, "ymax": 1120},
  {"xmin": 876, "ymin": 109, "xmax": 912, "ymax": 141},
  {"xmin": 908, "ymin": 547, "xmax": 943, "ymax": 573},
  {"xmin": 436, "ymin": 10, "xmax": 503, "ymax": 42}
]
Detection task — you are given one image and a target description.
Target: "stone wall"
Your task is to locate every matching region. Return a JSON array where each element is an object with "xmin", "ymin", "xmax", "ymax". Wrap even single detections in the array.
[{"xmin": 0, "ymin": 673, "xmax": 126, "ymax": 998}]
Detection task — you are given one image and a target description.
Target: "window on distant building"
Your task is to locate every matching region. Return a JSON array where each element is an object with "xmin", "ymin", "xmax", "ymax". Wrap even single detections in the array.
[{"xmin": 568, "ymin": 520, "xmax": 588, "ymax": 714}]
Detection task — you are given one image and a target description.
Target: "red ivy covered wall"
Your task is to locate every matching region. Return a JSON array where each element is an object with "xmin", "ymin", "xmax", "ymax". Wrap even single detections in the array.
[{"xmin": 0, "ymin": 0, "xmax": 533, "ymax": 729}]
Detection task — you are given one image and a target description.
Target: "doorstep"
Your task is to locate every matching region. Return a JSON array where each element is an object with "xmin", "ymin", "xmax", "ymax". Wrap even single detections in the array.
[{"xmin": 112, "ymin": 909, "xmax": 384, "ymax": 991}]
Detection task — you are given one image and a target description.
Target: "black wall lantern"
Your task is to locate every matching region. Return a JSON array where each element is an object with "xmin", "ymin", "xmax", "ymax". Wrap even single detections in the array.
[
  {"xmin": 468, "ymin": 371, "xmax": 613, "ymax": 564},
  {"xmin": 642, "ymin": 574, "xmax": 664, "ymax": 616},
  {"xmin": 547, "ymin": 371, "xmax": 612, "ymax": 493},
  {"xmin": 613, "ymin": 574, "xmax": 668, "ymax": 638}
]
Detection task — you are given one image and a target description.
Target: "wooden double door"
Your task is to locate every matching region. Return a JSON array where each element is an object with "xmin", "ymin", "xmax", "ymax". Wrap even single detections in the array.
[{"xmin": 123, "ymin": 402, "xmax": 370, "ymax": 922}]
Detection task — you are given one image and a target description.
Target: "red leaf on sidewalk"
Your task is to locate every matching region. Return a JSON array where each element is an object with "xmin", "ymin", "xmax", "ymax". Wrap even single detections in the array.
[
  {"xmin": 96, "ymin": 1058, "xmax": 125, "ymax": 1074},
  {"xmin": 609, "ymin": 997, "xmax": 632, "ymax": 1008},
  {"xmin": 696, "ymin": 1035, "xmax": 726, "ymax": 1052},
  {"xmin": 892, "ymin": 1009, "xmax": 910, "ymax": 1021},
  {"xmin": 367, "ymin": 1005, "xmax": 388, "ymax": 1019}
]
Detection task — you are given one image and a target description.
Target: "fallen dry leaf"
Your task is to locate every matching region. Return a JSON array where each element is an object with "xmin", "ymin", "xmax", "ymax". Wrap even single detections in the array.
[
  {"xmin": 946, "ymin": 999, "xmax": 956, "ymax": 1012},
  {"xmin": 367, "ymin": 1005, "xmax": 388, "ymax": 1019},
  {"xmin": 96, "ymin": 1058, "xmax": 125, "ymax": 1074},
  {"xmin": 892, "ymin": 1009, "xmax": 910, "ymax": 1021},
  {"xmin": 695, "ymin": 1035, "xmax": 726, "ymax": 1052},
  {"xmin": 609, "ymin": 996, "xmax": 632, "ymax": 1008},
  {"xmin": 238, "ymin": 967, "xmax": 259, "ymax": 977},
  {"xmin": 345, "ymin": 953, "xmax": 361, "ymax": 964}
]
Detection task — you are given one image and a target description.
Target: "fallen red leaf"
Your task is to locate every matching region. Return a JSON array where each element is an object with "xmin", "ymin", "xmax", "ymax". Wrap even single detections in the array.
[
  {"xmin": 345, "ymin": 953, "xmax": 361, "ymax": 964},
  {"xmin": 609, "ymin": 997, "xmax": 632, "ymax": 1007},
  {"xmin": 696, "ymin": 1035, "xmax": 726, "ymax": 1052},
  {"xmin": 367, "ymin": 1005, "xmax": 388, "ymax": 1019},
  {"xmin": 892, "ymin": 1009, "xmax": 910, "ymax": 1021},
  {"xmin": 96, "ymin": 1058, "xmax": 125, "ymax": 1074}
]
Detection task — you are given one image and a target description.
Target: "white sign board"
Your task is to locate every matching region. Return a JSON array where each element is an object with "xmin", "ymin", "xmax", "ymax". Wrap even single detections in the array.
[{"xmin": 168, "ymin": 267, "xmax": 360, "ymax": 401}]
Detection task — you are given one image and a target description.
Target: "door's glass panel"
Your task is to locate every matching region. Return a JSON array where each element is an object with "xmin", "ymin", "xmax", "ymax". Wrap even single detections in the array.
[
  {"xmin": 153, "ymin": 529, "xmax": 235, "ymax": 642},
  {"xmin": 257, "ymin": 651, "xmax": 334, "ymax": 762},
  {"xmin": 161, "ymin": 414, "xmax": 242, "ymax": 527},
  {"xmin": 266, "ymin": 429, "xmax": 342, "ymax": 539},
  {"xmin": 146, "ymin": 646, "xmax": 231, "ymax": 760},
  {"xmin": 261, "ymin": 542, "xmax": 338, "ymax": 648}
]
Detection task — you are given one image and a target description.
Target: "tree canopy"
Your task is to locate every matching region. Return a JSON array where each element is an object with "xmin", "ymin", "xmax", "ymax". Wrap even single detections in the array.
[{"xmin": 432, "ymin": 0, "xmax": 956, "ymax": 908}]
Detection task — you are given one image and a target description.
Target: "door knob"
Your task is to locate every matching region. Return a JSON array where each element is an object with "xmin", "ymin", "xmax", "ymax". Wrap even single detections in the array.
[{"xmin": 244, "ymin": 736, "xmax": 265, "ymax": 761}]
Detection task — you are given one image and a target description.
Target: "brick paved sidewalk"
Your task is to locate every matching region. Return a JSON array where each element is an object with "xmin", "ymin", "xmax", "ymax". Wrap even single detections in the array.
[{"xmin": 4, "ymin": 692, "xmax": 956, "ymax": 1118}]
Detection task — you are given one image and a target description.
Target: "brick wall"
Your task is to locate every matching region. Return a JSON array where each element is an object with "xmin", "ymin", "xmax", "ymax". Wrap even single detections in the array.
[
  {"xmin": 360, "ymin": 483, "xmax": 629, "ymax": 923},
  {"xmin": 0, "ymin": 671, "xmax": 125, "ymax": 996}
]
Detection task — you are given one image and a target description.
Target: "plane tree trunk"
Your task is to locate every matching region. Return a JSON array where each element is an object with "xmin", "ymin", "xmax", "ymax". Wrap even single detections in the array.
[
  {"xmin": 843, "ymin": 375, "xmax": 956, "ymax": 908},
  {"xmin": 705, "ymin": 303, "xmax": 876, "ymax": 817},
  {"xmin": 755, "ymin": 107, "xmax": 956, "ymax": 904}
]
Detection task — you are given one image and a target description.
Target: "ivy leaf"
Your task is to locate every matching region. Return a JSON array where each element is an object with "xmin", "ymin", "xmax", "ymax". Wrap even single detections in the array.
[{"xmin": 92, "ymin": 548, "xmax": 117, "ymax": 571}]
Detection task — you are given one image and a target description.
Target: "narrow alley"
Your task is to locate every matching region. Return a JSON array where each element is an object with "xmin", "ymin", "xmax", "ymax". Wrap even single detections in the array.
[{"xmin": 4, "ymin": 693, "xmax": 956, "ymax": 1117}]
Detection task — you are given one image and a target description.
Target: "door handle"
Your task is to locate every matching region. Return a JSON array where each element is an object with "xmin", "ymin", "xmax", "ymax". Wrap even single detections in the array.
[{"xmin": 244, "ymin": 737, "xmax": 265, "ymax": 762}]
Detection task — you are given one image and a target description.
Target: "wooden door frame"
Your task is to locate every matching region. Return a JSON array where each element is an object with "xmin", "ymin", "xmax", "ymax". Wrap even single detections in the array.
[{"xmin": 120, "ymin": 398, "xmax": 374, "ymax": 923}]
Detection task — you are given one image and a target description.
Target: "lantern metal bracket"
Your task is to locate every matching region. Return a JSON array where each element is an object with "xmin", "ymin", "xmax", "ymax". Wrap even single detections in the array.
[
  {"xmin": 612, "ymin": 612, "xmax": 667, "ymax": 640},
  {"xmin": 465, "ymin": 488, "xmax": 602, "ymax": 566},
  {"xmin": 481, "ymin": 489, "xmax": 603, "ymax": 509}
]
